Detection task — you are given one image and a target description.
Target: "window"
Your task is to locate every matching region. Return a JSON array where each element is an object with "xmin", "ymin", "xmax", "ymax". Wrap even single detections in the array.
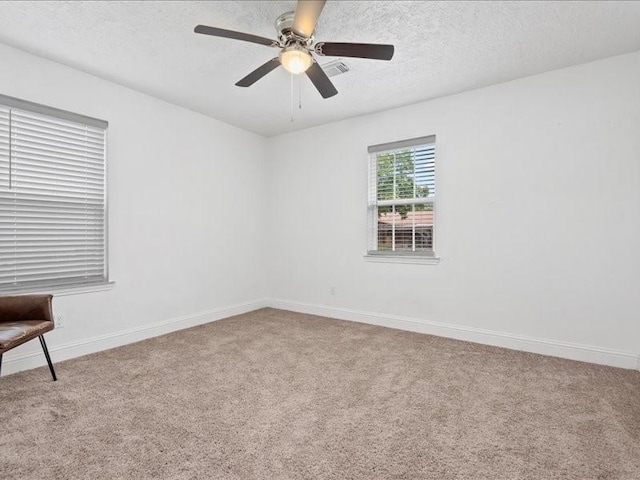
[
  {"xmin": 367, "ymin": 135, "xmax": 436, "ymax": 257},
  {"xmin": 0, "ymin": 94, "xmax": 108, "ymax": 293}
]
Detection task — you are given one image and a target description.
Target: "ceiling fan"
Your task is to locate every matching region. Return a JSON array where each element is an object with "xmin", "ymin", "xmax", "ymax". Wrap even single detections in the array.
[{"xmin": 194, "ymin": 0, "xmax": 394, "ymax": 99}]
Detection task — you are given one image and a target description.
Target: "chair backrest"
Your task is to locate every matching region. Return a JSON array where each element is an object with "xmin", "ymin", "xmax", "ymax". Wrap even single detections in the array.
[{"xmin": 0, "ymin": 295, "xmax": 53, "ymax": 324}]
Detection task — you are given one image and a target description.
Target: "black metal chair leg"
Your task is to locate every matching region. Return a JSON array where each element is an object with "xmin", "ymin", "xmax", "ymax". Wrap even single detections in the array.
[
  {"xmin": 38, "ymin": 335, "xmax": 57, "ymax": 381},
  {"xmin": 0, "ymin": 353, "xmax": 3, "ymax": 377}
]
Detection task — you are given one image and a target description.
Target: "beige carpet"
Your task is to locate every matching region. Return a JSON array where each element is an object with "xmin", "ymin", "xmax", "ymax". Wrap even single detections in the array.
[{"xmin": 1, "ymin": 308, "xmax": 639, "ymax": 480}]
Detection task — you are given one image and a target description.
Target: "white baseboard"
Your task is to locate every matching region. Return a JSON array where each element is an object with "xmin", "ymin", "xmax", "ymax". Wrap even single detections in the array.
[
  {"xmin": 268, "ymin": 299, "xmax": 640, "ymax": 371},
  {"xmin": 2, "ymin": 298, "xmax": 269, "ymax": 376},
  {"xmin": 5, "ymin": 297, "xmax": 637, "ymax": 375}
]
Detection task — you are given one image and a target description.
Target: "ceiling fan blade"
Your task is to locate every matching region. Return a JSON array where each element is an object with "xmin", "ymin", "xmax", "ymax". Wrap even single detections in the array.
[
  {"xmin": 194, "ymin": 25, "xmax": 278, "ymax": 47},
  {"xmin": 315, "ymin": 42, "xmax": 394, "ymax": 60},
  {"xmin": 235, "ymin": 58, "xmax": 281, "ymax": 87},
  {"xmin": 305, "ymin": 61, "xmax": 337, "ymax": 99},
  {"xmin": 292, "ymin": 0, "xmax": 327, "ymax": 38}
]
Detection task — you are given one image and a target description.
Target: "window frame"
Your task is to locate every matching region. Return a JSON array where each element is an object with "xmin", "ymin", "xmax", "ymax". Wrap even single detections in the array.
[
  {"xmin": 365, "ymin": 135, "xmax": 438, "ymax": 263},
  {"xmin": 0, "ymin": 93, "xmax": 111, "ymax": 294}
]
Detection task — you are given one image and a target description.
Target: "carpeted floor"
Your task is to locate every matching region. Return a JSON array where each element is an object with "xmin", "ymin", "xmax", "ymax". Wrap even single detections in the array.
[{"xmin": 1, "ymin": 308, "xmax": 639, "ymax": 480}]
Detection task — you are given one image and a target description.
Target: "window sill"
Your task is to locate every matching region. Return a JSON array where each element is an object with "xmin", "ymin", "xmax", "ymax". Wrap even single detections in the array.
[
  {"xmin": 363, "ymin": 254, "xmax": 440, "ymax": 265},
  {"xmin": 0, "ymin": 281, "xmax": 115, "ymax": 297},
  {"xmin": 51, "ymin": 282, "xmax": 116, "ymax": 297}
]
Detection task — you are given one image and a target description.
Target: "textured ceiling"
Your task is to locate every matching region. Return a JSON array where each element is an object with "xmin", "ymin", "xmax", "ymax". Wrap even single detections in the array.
[{"xmin": 0, "ymin": 1, "xmax": 639, "ymax": 137}]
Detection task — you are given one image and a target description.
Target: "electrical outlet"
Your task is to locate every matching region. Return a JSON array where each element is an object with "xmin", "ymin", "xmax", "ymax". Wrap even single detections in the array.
[{"xmin": 54, "ymin": 315, "xmax": 64, "ymax": 329}]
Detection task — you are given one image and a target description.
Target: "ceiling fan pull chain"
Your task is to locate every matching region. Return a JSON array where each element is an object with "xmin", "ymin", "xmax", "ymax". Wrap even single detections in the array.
[{"xmin": 290, "ymin": 73, "xmax": 295, "ymax": 122}]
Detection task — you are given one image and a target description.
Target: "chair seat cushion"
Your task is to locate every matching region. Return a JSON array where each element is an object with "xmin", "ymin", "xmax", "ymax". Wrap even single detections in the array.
[{"xmin": 0, "ymin": 320, "xmax": 54, "ymax": 354}]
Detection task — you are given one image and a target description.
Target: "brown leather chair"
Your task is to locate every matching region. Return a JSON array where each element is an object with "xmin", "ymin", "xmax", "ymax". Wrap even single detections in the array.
[{"xmin": 0, "ymin": 295, "xmax": 57, "ymax": 381}]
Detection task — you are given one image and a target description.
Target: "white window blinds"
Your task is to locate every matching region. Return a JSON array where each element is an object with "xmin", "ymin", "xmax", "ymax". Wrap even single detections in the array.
[
  {"xmin": 367, "ymin": 136, "xmax": 436, "ymax": 255},
  {"xmin": 0, "ymin": 96, "xmax": 108, "ymax": 293}
]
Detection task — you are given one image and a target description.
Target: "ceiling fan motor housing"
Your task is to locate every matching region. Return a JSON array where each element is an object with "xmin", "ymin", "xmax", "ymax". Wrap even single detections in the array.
[{"xmin": 276, "ymin": 11, "xmax": 314, "ymax": 47}]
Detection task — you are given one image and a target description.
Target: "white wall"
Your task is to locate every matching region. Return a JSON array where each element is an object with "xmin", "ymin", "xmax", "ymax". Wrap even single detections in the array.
[
  {"xmin": 0, "ymin": 43, "xmax": 268, "ymax": 374},
  {"xmin": 2, "ymin": 42, "xmax": 638, "ymax": 374},
  {"xmin": 266, "ymin": 51, "xmax": 640, "ymax": 368}
]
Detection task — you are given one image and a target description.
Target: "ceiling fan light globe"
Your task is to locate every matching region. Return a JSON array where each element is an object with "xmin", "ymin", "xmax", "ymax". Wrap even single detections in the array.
[{"xmin": 280, "ymin": 47, "xmax": 313, "ymax": 74}]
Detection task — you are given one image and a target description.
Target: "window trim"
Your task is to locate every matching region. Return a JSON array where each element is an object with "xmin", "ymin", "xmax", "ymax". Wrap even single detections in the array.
[
  {"xmin": 368, "ymin": 135, "xmax": 436, "ymax": 154},
  {"xmin": 9, "ymin": 281, "xmax": 115, "ymax": 297},
  {"xmin": 0, "ymin": 94, "xmax": 108, "ymax": 130},
  {"xmin": 0, "ymin": 94, "xmax": 111, "ymax": 294},
  {"xmin": 363, "ymin": 253, "xmax": 440, "ymax": 265},
  {"xmin": 366, "ymin": 135, "xmax": 437, "ymax": 260}
]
